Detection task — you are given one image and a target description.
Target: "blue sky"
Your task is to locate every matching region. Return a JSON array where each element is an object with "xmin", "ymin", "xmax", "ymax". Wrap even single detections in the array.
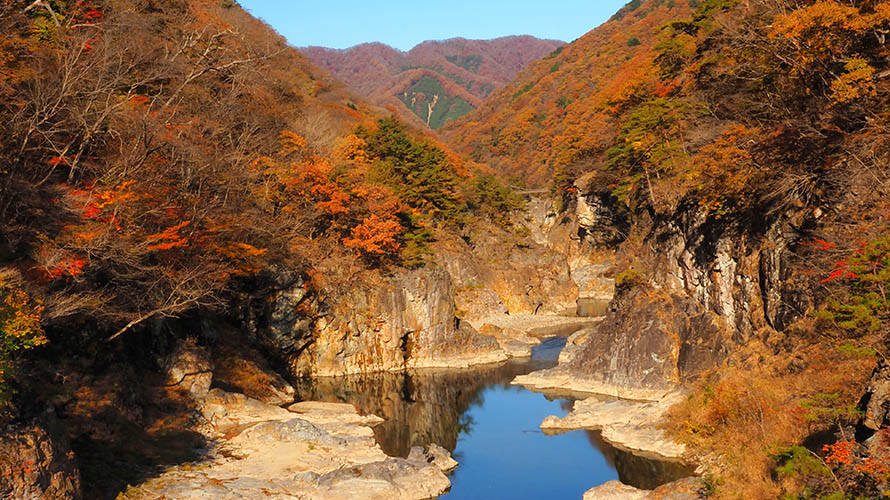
[{"xmin": 238, "ymin": 1, "xmax": 630, "ymax": 51}]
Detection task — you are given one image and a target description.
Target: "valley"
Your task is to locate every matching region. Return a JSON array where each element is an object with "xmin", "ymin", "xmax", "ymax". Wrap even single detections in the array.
[{"xmin": 2, "ymin": 1, "xmax": 889, "ymax": 499}]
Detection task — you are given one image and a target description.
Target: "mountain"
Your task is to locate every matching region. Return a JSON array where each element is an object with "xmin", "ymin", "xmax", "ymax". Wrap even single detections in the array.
[
  {"xmin": 440, "ymin": 0, "xmax": 701, "ymax": 185},
  {"xmin": 302, "ymin": 36, "xmax": 564, "ymax": 129},
  {"xmin": 443, "ymin": 0, "xmax": 890, "ymax": 497}
]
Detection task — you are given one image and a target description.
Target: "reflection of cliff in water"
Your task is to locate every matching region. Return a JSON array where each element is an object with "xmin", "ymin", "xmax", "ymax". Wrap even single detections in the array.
[
  {"xmin": 294, "ymin": 336, "xmax": 694, "ymax": 491},
  {"xmin": 583, "ymin": 430, "xmax": 695, "ymax": 490},
  {"xmin": 294, "ymin": 357, "xmax": 557, "ymax": 457}
]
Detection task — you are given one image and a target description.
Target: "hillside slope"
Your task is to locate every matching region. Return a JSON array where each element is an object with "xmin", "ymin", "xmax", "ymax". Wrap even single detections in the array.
[
  {"xmin": 441, "ymin": 0, "xmax": 699, "ymax": 185},
  {"xmin": 302, "ymin": 36, "xmax": 563, "ymax": 129},
  {"xmin": 441, "ymin": 0, "xmax": 890, "ymax": 497}
]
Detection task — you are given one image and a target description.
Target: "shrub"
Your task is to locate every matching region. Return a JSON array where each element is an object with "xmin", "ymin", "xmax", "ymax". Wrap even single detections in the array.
[
  {"xmin": 0, "ymin": 271, "xmax": 46, "ymax": 404},
  {"xmin": 815, "ymin": 233, "xmax": 890, "ymax": 335}
]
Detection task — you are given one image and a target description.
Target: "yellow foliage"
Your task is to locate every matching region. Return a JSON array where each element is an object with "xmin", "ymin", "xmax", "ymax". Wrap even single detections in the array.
[
  {"xmin": 0, "ymin": 272, "xmax": 46, "ymax": 395},
  {"xmin": 214, "ymin": 242, "xmax": 268, "ymax": 276},
  {"xmin": 772, "ymin": 2, "xmax": 890, "ymax": 67},
  {"xmin": 831, "ymin": 57, "xmax": 877, "ymax": 103},
  {"xmin": 332, "ymin": 134, "xmax": 369, "ymax": 168},
  {"xmin": 279, "ymin": 130, "xmax": 307, "ymax": 157}
]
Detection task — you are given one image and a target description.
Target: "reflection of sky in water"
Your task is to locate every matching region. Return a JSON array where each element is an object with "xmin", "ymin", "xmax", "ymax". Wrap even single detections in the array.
[
  {"xmin": 444, "ymin": 383, "xmax": 618, "ymax": 499},
  {"xmin": 295, "ymin": 335, "xmax": 692, "ymax": 498}
]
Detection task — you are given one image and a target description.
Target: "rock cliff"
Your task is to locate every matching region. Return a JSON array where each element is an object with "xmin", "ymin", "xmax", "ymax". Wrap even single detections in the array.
[
  {"xmin": 520, "ymin": 172, "xmax": 814, "ymax": 398},
  {"xmin": 0, "ymin": 410, "xmax": 82, "ymax": 500},
  {"xmin": 242, "ymin": 266, "xmax": 507, "ymax": 378},
  {"xmin": 433, "ymin": 220, "xmax": 580, "ymax": 323}
]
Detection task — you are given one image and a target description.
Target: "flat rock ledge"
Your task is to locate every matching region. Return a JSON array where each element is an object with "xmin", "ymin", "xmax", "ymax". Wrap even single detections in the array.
[
  {"xmin": 122, "ymin": 392, "xmax": 454, "ymax": 500},
  {"xmin": 405, "ymin": 348, "xmax": 509, "ymax": 370},
  {"xmin": 512, "ymin": 366, "xmax": 674, "ymax": 401},
  {"xmin": 540, "ymin": 392, "xmax": 687, "ymax": 461},
  {"xmin": 584, "ymin": 478, "xmax": 704, "ymax": 500},
  {"xmin": 471, "ymin": 314, "xmax": 603, "ymax": 338},
  {"xmin": 472, "ymin": 315, "xmax": 604, "ymax": 358}
]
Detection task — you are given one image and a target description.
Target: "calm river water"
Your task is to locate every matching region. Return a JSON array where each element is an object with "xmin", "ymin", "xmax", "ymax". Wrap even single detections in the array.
[{"xmin": 295, "ymin": 337, "xmax": 691, "ymax": 499}]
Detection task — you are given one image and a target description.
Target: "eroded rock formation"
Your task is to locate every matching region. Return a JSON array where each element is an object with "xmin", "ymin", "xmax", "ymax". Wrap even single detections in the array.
[
  {"xmin": 525, "ymin": 172, "xmax": 814, "ymax": 398},
  {"xmin": 0, "ymin": 410, "xmax": 82, "ymax": 500}
]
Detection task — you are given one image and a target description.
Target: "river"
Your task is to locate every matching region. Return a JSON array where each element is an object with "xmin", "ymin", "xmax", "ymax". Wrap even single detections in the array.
[{"xmin": 294, "ymin": 335, "xmax": 692, "ymax": 499}]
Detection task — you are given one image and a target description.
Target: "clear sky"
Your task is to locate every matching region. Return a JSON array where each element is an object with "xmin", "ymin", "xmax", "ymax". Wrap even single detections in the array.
[{"xmin": 237, "ymin": 1, "xmax": 630, "ymax": 51}]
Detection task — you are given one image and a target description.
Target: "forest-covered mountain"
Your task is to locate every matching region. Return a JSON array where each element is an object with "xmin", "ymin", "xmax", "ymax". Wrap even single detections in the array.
[
  {"xmin": 301, "ymin": 36, "xmax": 563, "ymax": 129},
  {"xmin": 445, "ymin": 0, "xmax": 890, "ymax": 497},
  {"xmin": 441, "ymin": 0, "xmax": 700, "ymax": 185}
]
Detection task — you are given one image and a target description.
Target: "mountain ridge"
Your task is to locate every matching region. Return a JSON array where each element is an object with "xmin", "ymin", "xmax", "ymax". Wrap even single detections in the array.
[{"xmin": 302, "ymin": 35, "xmax": 564, "ymax": 129}]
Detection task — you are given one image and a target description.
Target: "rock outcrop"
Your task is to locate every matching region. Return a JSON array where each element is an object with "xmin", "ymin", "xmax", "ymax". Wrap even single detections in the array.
[
  {"xmin": 861, "ymin": 360, "xmax": 890, "ymax": 431},
  {"xmin": 163, "ymin": 338, "xmax": 213, "ymax": 399},
  {"xmin": 310, "ymin": 267, "xmax": 507, "ymax": 376},
  {"xmin": 525, "ymin": 172, "xmax": 812, "ymax": 398},
  {"xmin": 0, "ymin": 410, "xmax": 82, "ymax": 500},
  {"xmin": 434, "ymin": 220, "xmax": 580, "ymax": 323},
  {"xmin": 584, "ymin": 477, "xmax": 704, "ymax": 500},
  {"xmin": 540, "ymin": 393, "xmax": 688, "ymax": 461},
  {"xmin": 125, "ymin": 390, "xmax": 455, "ymax": 499},
  {"xmin": 243, "ymin": 265, "xmax": 506, "ymax": 378},
  {"xmin": 565, "ymin": 288, "xmax": 724, "ymax": 398}
]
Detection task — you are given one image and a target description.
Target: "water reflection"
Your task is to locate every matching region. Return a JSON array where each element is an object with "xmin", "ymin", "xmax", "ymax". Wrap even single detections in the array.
[
  {"xmin": 294, "ymin": 337, "xmax": 692, "ymax": 496},
  {"xmin": 583, "ymin": 431, "xmax": 695, "ymax": 490},
  {"xmin": 294, "ymin": 354, "xmax": 556, "ymax": 457}
]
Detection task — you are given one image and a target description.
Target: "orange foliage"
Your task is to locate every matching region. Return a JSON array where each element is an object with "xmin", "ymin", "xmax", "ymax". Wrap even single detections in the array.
[
  {"xmin": 441, "ymin": 0, "xmax": 695, "ymax": 185},
  {"xmin": 342, "ymin": 214, "xmax": 402, "ymax": 256},
  {"xmin": 146, "ymin": 221, "xmax": 191, "ymax": 251}
]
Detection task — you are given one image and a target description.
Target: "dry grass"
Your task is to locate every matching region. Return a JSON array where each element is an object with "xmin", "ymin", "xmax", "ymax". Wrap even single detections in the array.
[{"xmin": 663, "ymin": 338, "xmax": 877, "ymax": 499}]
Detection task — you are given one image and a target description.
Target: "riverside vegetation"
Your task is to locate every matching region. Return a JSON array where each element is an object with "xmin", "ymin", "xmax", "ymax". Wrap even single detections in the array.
[{"xmin": 2, "ymin": 0, "xmax": 890, "ymax": 499}]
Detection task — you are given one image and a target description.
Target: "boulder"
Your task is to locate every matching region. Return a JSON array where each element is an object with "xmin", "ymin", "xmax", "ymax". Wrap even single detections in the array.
[
  {"xmin": 584, "ymin": 480, "xmax": 649, "ymax": 500},
  {"xmin": 163, "ymin": 339, "xmax": 213, "ymax": 399},
  {"xmin": 584, "ymin": 477, "xmax": 704, "ymax": 500}
]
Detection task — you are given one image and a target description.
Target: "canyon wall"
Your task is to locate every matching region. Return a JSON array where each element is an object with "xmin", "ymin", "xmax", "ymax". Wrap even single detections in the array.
[{"xmin": 553, "ymin": 172, "xmax": 817, "ymax": 396}]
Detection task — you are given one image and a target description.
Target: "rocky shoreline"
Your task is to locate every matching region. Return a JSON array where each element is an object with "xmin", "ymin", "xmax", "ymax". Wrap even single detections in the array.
[
  {"xmin": 122, "ymin": 342, "xmax": 460, "ymax": 500},
  {"xmin": 512, "ymin": 367, "xmax": 675, "ymax": 402},
  {"xmin": 123, "ymin": 395, "xmax": 456, "ymax": 500},
  {"xmin": 539, "ymin": 393, "xmax": 687, "ymax": 461}
]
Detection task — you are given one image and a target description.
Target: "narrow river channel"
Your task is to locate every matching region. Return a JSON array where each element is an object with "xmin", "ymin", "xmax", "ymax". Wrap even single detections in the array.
[{"xmin": 295, "ymin": 335, "xmax": 691, "ymax": 499}]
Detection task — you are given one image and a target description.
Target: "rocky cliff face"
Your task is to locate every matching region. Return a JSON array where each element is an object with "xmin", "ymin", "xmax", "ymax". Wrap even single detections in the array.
[
  {"xmin": 238, "ymin": 210, "xmax": 598, "ymax": 379},
  {"xmin": 310, "ymin": 267, "xmax": 506, "ymax": 376},
  {"xmin": 0, "ymin": 411, "xmax": 82, "ymax": 500},
  {"xmin": 433, "ymin": 221, "xmax": 579, "ymax": 323},
  {"xmin": 243, "ymin": 266, "xmax": 506, "ymax": 378},
  {"xmin": 554, "ymin": 175, "xmax": 814, "ymax": 396}
]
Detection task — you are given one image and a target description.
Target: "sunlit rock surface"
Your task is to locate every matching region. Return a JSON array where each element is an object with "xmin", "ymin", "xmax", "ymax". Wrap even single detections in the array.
[
  {"xmin": 122, "ymin": 391, "xmax": 454, "ymax": 500},
  {"xmin": 540, "ymin": 393, "xmax": 687, "ymax": 461},
  {"xmin": 584, "ymin": 477, "xmax": 704, "ymax": 500}
]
